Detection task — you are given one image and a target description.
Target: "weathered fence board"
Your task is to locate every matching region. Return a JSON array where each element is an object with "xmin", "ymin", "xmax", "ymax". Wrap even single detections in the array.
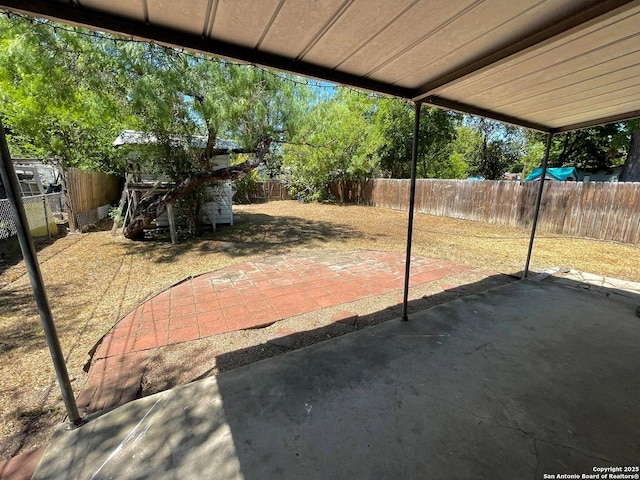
[
  {"xmin": 330, "ymin": 179, "xmax": 640, "ymax": 244},
  {"xmin": 66, "ymin": 168, "xmax": 120, "ymax": 213},
  {"xmin": 248, "ymin": 180, "xmax": 294, "ymax": 202},
  {"xmin": 65, "ymin": 168, "xmax": 120, "ymax": 228},
  {"xmin": 629, "ymin": 184, "xmax": 640, "ymax": 244}
]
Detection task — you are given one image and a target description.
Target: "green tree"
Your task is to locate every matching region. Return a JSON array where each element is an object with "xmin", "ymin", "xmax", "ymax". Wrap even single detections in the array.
[
  {"xmin": 549, "ymin": 124, "xmax": 625, "ymax": 169},
  {"xmin": 518, "ymin": 123, "xmax": 635, "ymax": 180},
  {"xmin": 121, "ymin": 43, "xmax": 307, "ymax": 156},
  {"xmin": 0, "ymin": 15, "xmax": 130, "ymax": 173},
  {"xmin": 282, "ymin": 90, "xmax": 382, "ymax": 201},
  {"xmin": 1, "ymin": 14, "xmax": 310, "ymax": 238},
  {"xmin": 375, "ymin": 100, "xmax": 462, "ymax": 179},
  {"xmin": 0, "ymin": 14, "xmax": 135, "ymax": 229},
  {"xmin": 462, "ymin": 118, "xmax": 522, "ymax": 180},
  {"xmin": 518, "ymin": 134, "xmax": 547, "ymax": 180},
  {"xmin": 615, "ymin": 120, "xmax": 640, "ymax": 182},
  {"xmin": 117, "ymin": 46, "xmax": 309, "ymax": 237},
  {"xmin": 449, "ymin": 125, "xmax": 481, "ymax": 178}
]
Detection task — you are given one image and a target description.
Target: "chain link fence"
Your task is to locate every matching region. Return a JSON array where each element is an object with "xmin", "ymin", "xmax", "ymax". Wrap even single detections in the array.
[{"xmin": 0, "ymin": 193, "xmax": 64, "ymax": 241}]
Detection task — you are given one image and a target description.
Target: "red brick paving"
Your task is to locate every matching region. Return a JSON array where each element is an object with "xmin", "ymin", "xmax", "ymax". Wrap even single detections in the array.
[
  {"xmin": 78, "ymin": 251, "xmax": 473, "ymax": 417},
  {"xmin": 0, "ymin": 446, "xmax": 46, "ymax": 480},
  {"xmin": 77, "ymin": 351, "xmax": 149, "ymax": 415}
]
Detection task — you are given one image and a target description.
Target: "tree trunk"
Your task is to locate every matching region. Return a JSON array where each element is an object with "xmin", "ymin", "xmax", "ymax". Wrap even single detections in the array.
[
  {"xmin": 557, "ymin": 132, "xmax": 571, "ymax": 167},
  {"xmin": 123, "ymin": 137, "xmax": 271, "ymax": 240},
  {"xmin": 620, "ymin": 128, "xmax": 640, "ymax": 182}
]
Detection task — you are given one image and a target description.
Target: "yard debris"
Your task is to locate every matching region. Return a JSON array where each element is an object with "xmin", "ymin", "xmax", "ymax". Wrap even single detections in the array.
[{"xmin": 123, "ymin": 138, "xmax": 271, "ymax": 240}]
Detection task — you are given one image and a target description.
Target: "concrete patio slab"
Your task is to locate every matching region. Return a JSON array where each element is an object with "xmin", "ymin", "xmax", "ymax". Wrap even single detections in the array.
[
  {"xmin": 548, "ymin": 268, "xmax": 640, "ymax": 297},
  {"xmin": 34, "ymin": 279, "xmax": 640, "ymax": 479}
]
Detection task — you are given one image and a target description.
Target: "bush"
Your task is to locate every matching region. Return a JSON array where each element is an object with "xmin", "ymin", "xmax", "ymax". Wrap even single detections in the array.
[{"xmin": 233, "ymin": 169, "xmax": 259, "ymax": 204}]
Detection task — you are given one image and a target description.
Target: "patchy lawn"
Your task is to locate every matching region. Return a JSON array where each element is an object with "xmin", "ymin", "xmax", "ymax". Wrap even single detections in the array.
[{"xmin": 1, "ymin": 200, "xmax": 638, "ymax": 459}]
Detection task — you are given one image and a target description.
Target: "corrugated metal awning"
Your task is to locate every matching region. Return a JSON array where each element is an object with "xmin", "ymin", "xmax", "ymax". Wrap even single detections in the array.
[{"xmin": 1, "ymin": 1, "xmax": 639, "ymax": 131}]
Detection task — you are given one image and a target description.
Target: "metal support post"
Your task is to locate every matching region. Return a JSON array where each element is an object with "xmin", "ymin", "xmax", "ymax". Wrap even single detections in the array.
[
  {"xmin": 523, "ymin": 132, "xmax": 554, "ymax": 278},
  {"xmin": 0, "ymin": 121, "xmax": 81, "ymax": 426},
  {"xmin": 402, "ymin": 102, "xmax": 422, "ymax": 321}
]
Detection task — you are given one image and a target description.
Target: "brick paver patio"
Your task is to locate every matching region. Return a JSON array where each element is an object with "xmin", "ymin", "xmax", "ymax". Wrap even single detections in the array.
[{"xmin": 77, "ymin": 251, "xmax": 473, "ymax": 415}]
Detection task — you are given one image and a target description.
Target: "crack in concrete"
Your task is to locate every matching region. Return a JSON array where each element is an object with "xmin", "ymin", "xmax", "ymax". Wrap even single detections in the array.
[
  {"xmin": 533, "ymin": 437, "xmax": 618, "ymax": 466},
  {"xmin": 481, "ymin": 378, "xmax": 515, "ymax": 422},
  {"xmin": 417, "ymin": 390, "xmax": 619, "ymax": 470},
  {"xmin": 417, "ymin": 389, "xmax": 532, "ymax": 437},
  {"xmin": 533, "ymin": 438, "xmax": 540, "ymax": 480}
]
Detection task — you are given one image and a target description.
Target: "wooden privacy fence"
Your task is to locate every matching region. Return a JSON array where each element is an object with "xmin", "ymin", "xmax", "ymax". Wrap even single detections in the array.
[
  {"xmin": 66, "ymin": 168, "xmax": 120, "ymax": 227},
  {"xmin": 332, "ymin": 179, "xmax": 640, "ymax": 244},
  {"xmin": 249, "ymin": 180, "xmax": 294, "ymax": 202}
]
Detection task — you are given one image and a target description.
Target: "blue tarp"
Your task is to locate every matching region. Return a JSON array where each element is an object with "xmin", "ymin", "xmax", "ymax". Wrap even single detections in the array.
[{"xmin": 525, "ymin": 167, "xmax": 578, "ymax": 182}]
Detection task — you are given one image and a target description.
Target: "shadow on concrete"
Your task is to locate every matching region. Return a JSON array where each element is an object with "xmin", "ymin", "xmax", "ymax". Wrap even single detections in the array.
[
  {"xmin": 33, "ymin": 275, "xmax": 640, "ymax": 478},
  {"xmin": 141, "ymin": 272, "xmax": 518, "ymax": 396},
  {"xmin": 213, "ymin": 275, "xmax": 640, "ymax": 478},
  {"xmin": 122, "ymin": 212, "xmax": 365, "ymax": 263}
]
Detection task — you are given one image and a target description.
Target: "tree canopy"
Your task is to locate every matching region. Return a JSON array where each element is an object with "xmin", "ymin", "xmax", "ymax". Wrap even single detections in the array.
[
  {"xmin": 0, "ymin": 14, "xmax": 130, "ymax": 172},
  {"xmin": 2, "ymin": 10, "xmax": 640, "ymax": 213},
  {"xmin": 0, "ymin": 13, "xmax": 311, "ymax": 237},
  {"xmin": 0, "ymin": 14, "xmax": 307, "ymax": 175},
  {"xmin": 282, "ymin": 90, "xmax": 382, "ymax": 200},
  {"xmin": 376, "ymin": 100, "xmax": 462, "ymax": 179},
  {"xmin": 550, "ymin": 124, "xmax": 626, "ymax": 170},
  {"xmin": 282, "ymin": 93, "xmax": 465, "ymax": 200}
]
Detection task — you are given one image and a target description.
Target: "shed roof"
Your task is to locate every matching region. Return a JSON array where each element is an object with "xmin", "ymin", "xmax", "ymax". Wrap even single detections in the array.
[
  {"xmin": 2, "ymin": 0, "xmax": 640, "ymax": 133},
  {"xmin": 113, "ymin": 130, "xmax": 240, "ymax": 151}
]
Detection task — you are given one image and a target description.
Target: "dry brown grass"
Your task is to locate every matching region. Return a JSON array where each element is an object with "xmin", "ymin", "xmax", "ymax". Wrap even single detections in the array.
[{"xmin": 1, "ymin": 200, "xmax": 638, "ymax": 458}]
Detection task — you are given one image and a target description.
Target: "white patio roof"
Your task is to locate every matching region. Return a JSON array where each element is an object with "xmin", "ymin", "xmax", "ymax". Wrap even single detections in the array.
[{"xmin": 2, "ymin": 0, "xmax": 639, "ymax": 133}]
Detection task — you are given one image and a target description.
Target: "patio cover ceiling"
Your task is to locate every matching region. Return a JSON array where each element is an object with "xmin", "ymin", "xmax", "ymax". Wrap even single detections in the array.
[{"xmin": 1, "ymin": 0, "xmax": 640, "ymax": 134}]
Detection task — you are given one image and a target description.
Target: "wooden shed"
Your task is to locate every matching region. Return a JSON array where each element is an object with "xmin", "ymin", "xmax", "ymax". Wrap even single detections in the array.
[{"xmin": 113, "ymin": 130, "xmax": 242, "ymax": 233}]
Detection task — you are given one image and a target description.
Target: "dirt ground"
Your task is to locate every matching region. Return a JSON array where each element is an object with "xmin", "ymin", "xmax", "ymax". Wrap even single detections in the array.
[{"xmin": 1, "ymin": 200, "xmax": 639, "ymax": 460}]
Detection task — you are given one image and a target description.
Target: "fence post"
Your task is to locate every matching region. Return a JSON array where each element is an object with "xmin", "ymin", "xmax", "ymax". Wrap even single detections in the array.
[{"xmin": 43, "ymin": 195, "xmax": 51, "ymax": 240}]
